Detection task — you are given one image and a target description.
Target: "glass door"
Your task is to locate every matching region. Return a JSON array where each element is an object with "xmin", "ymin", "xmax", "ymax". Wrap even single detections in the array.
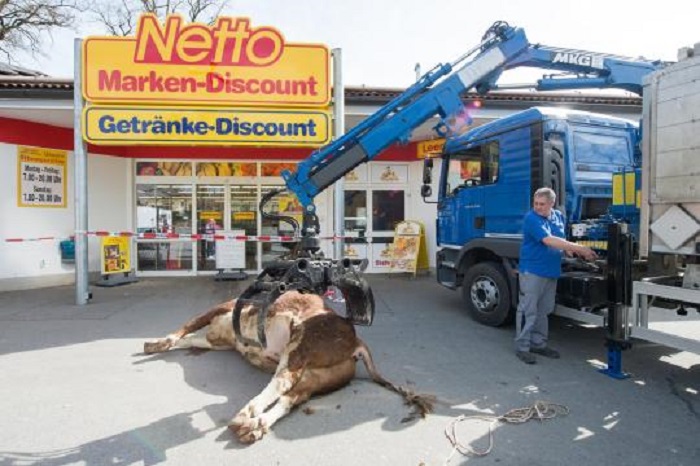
[
  {"xmin": 135, "ymin": 184, "xmax": 194, "ymax": 273},
  {"xmin": 196, "ymin": 184, "xmax": 225, "ymax": 271},
  {"xmin": 261, "ymin": 185, "xmax": 298, "ymax": 267},
  {"xmin": 343, "ymin": 188, "xmax": 406, "ymax": 271},
  {"xmin": 230, "ymin": 185, "xmax": 258, "ymax": 270}
]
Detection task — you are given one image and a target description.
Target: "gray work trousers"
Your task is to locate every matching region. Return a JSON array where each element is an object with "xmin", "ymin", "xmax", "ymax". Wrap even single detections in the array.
[{"xmin": 515, "ymin": 272, "xmax": 557, "ymax": 352}]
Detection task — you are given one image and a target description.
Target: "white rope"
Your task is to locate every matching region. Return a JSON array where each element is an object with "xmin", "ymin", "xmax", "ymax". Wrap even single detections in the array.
[{"xmin": 443, "ymin": 400, "xmax": 569, "ymax": 461}]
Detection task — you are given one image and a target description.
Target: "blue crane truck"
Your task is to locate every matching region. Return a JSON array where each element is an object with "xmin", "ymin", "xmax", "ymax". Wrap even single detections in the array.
[
  {"xmin": 427, "ymin": 106, "xmax": 642, "ymax": 327},
  {"xmin": 420, "ymin": 32, "xmax": 700, "ymax": 373}
]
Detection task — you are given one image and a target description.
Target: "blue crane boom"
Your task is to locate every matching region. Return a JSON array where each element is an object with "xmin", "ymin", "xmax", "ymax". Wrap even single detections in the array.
[{"xmin": 282, "ymin": 21, "xmax": 664, "ymax": 215}]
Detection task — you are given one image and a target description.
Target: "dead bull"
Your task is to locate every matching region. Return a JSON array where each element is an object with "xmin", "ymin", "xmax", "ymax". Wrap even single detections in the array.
[{"xmin": 143, "ymin": 291, "xmax": 434, "ymax": 443}]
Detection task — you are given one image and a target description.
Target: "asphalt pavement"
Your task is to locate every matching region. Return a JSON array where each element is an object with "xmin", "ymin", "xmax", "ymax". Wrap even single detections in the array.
[{"xmin": 0, "ymin": 274, "xmax": 698, "ymax": 465}]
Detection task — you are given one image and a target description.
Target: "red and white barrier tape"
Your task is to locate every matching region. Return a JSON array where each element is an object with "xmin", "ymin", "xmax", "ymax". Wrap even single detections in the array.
[
  {"xmin": 4, "ymin": 231, "xmax": 355, "ymax": 243},
  {"xmin": 4, "ymin": 236, "xmax": 61, "ymax": 243}
]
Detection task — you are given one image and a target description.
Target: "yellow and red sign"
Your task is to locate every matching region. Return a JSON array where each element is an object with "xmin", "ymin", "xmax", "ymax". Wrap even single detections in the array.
[
  {"xmin": 83, "ymin": 106, "xmax": 331, "ymax": 146},
  {"xmin": 82, "ymin": 15, "xmax": 330, "ymax": 107},
  {"xmin": 17, "ymin": 146, "xmax": 68, "ymax": 208},
  {"xmin": 101, "ymin": 236, "xmax": 131, "ymax": 274},
  {"xmin": 417, "ymin": 138, "xmax": 445, "ymax": 158}
]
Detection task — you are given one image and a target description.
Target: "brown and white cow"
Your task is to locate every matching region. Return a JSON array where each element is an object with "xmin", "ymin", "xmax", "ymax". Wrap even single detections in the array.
[{"xmin": 143, "ymin": 290, "xmax": 434, "ymax": 443}]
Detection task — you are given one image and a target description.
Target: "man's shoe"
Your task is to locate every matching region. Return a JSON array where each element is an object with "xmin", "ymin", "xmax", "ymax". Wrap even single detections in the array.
[
  {"xmin": 516, "ymin": 351, "xmax": 536, "ymax": 364},
  {"xmin": 531, "ymin": 347, "xmax": 560, "ymax": 359}
]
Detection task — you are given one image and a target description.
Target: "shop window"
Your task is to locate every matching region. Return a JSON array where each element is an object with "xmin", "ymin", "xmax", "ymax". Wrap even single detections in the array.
[
  {"xmin": 195, "ymin": 162, "xmax": 257, "ymax": 177},
  {"xmin": 261, "ymin": 185, "xmax": 297, "ymax": 266},
  {"xmin": 372, "ymin": 190, "xmax": 404, "ymax": 232},
  {"xmin": 136, "ymin": 161, "xmax": 192, "ymax": 177},
  {"xmin": 136, "ymin": 184, "xmax": 193, "ymax": 272},
  {"xmin": 344, "ymin": 190, "xmax": 368, "ymax": 235},
  {"xmin": 136, "ymin": 184, "xmax": 193, "ymax": 234},
  {"xmin": 136, "ymin": 242, "xmax": 193, "ymax": 271},
  {"xmin": 446, "ymin": 140, "xmax": 499, "ymax": 195},
  {"xmin": 261, "ymin": 162, "xmax": 297, "ymax": 177}
]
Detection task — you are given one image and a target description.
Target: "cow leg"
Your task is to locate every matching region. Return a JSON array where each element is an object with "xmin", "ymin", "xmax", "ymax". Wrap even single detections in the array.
[
  {"xmin": 171, "ymin": 334, "xmax": 234, "ymax": 351},
  {"xmin": 144, "ymin": 302, "xmax": 234, "ymax": 353},
  {"xmin": 231, "ymin": 360, "xmax": 356, "ymax": 444},
  {"xmin": 229, "ymin": 366, "xmax": 302, "ymax": 443},
  {"xmin": 145, "ymin": 331, "xmax": 235, "ymax": 353}
]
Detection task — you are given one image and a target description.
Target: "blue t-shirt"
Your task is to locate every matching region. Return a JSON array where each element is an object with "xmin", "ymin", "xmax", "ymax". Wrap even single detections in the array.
[{"xmin": 519, "ymin": 209, "xmax": 566, "ymax": 278}]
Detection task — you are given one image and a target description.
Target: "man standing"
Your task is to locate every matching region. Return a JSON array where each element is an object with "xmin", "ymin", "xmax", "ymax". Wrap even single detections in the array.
[{"xmin": 515, "ymin": 188, "xmax": 597, "ymax": 364}]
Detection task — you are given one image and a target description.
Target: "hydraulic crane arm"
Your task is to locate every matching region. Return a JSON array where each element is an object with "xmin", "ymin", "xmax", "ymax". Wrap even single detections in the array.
[
  {"xmin": 477, "ymin": 44, "xmax": 665, "ymax": 95},
  {"xmin": 282, "ymin": 22, "xmax": 531, "ymax": 210},
  {"xmin": 282, "ymin": 22, "xmax": 665, "ymax": 215}
]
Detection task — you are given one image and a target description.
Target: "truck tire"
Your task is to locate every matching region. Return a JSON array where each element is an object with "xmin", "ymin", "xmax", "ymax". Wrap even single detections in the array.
[{"xmin": 462, "ymin": 262, "xmax": 513, "ymax": 327}]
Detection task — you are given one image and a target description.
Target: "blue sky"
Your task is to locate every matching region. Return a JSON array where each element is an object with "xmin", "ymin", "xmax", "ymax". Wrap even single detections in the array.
[{"xmin": 17, "ymin": 0, "xmax": 698, "ymax": 89}]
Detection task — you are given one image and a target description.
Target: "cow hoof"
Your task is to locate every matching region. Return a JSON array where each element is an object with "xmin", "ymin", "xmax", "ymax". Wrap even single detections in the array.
[
  {"xmin": 229, "ymin": 418, "xmax": 266, "ymax": 444},
  {"xmin": 144, "ymin": 339, "xmax": 171, "ymax": 354}
]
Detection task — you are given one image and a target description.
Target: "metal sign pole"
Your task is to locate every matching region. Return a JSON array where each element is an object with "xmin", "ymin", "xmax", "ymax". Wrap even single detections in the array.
[
  {"xmin": 332, "ymin": 48, "xmax": 345, "ymax": 260},
  {"xmin": 74, "ymin": 38, "xmax": 90, "ymax": 305}
]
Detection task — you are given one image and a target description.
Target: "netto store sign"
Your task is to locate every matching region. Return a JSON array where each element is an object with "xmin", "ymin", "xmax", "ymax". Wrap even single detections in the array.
[
  {"xmin": 83, "ymin": 15, "xmax": 329, "ymax": 106},
  {"xmin": 81, "ymin": 14, "xmax": 331, "ymax": 147},
  {"xmin": 84, "ymin": 106, "xmax": 330, "ymax": 146}
]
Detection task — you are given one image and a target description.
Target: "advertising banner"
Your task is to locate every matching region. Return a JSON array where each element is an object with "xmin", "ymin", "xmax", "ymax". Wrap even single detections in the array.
[
  {"xmin": 215, "ymin": 230, "xmax": 246, "ymax": 270},
  {"xmin": 417, "ymin": 139, "xmax": 445, "ymax": 158},
  {"xmin": 101, "ymin": 236, "xmax": 131, "ymax": 275},
  {"xmin": 17, "ymin": 146, "xmax": 68, "ymax": 208},
  {"xmin": 372, "ymin": 242, "xmax": 394, "ymax": 270},
  {"xmin": 196, "ymin": 162, "xmax": 257, "ymax": 177},
  {"xmin": 83, "ymin": 15, "xmax": 330, "ymax": 107},
  {"xmin": 83, "ymin": 106, "xmax": 331, "ymax": 146},
  {"xmin": 371, "ymin": 164, "xmax": 408, "ymax": 184},
  {"xmin": 136, "ymin": 161, "xmax": 192, "ymax": 176},
  {"xmin": 389, "ymin": 220, "xmax": 429, "ymax": 276}
]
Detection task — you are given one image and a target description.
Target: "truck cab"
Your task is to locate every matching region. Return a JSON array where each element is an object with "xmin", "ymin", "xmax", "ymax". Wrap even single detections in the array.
[{"xmin": 433, "ymin": 106, "xmax": 638, "ymax": 325}]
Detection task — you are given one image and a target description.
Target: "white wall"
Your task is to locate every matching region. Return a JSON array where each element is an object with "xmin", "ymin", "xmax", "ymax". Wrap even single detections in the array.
[
  {"xmin": 409, "ymin": 160, "xmax": 440, "ymax": 267},
  {"xmin": 0, "ymin": 143, "xmax": 130, "ymax": 290}
]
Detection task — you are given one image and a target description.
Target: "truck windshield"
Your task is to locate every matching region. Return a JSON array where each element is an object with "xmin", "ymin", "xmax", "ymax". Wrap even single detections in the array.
[{"xmin": 573, "ymin": 131, "xmax": 631, "ymax": 166}]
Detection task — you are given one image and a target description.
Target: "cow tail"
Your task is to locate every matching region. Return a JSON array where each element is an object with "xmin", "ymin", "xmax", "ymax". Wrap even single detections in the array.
[{"xmin": 354, "ymin": 339, "xmax": 435, "ymax": 421}]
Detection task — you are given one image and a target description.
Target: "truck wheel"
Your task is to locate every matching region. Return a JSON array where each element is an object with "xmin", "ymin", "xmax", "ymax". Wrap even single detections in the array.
[{"xmin": 462, "ymin": 262, "xmax": 513, "ymax": 327}]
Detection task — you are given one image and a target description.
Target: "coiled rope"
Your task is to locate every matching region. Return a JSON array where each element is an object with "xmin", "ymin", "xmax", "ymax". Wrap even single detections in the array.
[{"xmin": 444, "ymin": 400, "xmax": 569, "ymax": 461}]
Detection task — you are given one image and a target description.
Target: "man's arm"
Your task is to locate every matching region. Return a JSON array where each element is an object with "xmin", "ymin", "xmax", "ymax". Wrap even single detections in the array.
[{"xmin": 542, "ymin": 236, "xmax": 598, "ymax": 261}]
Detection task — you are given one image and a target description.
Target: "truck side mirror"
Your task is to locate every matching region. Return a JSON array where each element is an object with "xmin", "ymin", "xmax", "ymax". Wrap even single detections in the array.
[
  {"xmin": 421, "ymin": 157, "xmax": 438, "ymax": 203},
  {"xmin": 422, "ymin": 157, "xmax": 434, "ymax": 184}
]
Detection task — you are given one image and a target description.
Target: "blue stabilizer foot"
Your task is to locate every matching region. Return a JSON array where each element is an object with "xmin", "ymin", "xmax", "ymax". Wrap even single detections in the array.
[{"xmin": 598, "ymin": 346, "xmax": 629, "ymax": 379}]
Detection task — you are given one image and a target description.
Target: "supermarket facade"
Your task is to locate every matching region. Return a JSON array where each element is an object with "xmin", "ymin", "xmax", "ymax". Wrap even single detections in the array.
[{"xmin": 0, "ymin": 17, "xmax": 644, "ymax": 291}]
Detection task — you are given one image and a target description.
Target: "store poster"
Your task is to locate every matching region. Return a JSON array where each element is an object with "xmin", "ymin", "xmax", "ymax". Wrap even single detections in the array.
[
  {"xmin": 17, "ymin": 146, "xmax": 68, "ymax": 208},
  {"xmin": 278, "ymin": 194, "xmax": 303, "ymax": 231},
  {"xmin": 136, "ymin": 161, "xmax": 192, "ymax": 176},
  {"xmin": 372, "ymin": 243, "xmax": 394, "ymax": 270},
  {"xmin": 390, "ymin": 220, "xmax": 428, "ymax": 275},
  {"xmin": 460, "ymin": 161, "xmax": 481, "ymax": 180},
  {"xmin": 196, "ymin": 162, "xmax": 257, "ymax": 177},
  {"xmin": 215, "ymin": 230, "xmax": 246, "ymax": 270},
  {"xmin": 371, "ymin": 164, "xmax": 408, "ymax": 183},
  {"xmin": 101, "ymin": 236, "xmax": 131, "ymax": 275},
  {"xmin": 343, "ymin": 243, "xmax": 367, "ymax": 262},
  {"xmin": 344, "ymin": 165, "xmax": 368, "ymax": 182},
  {"xmin": 262, "ymin": 162, "xmax": 297, "ymax": 177}
]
